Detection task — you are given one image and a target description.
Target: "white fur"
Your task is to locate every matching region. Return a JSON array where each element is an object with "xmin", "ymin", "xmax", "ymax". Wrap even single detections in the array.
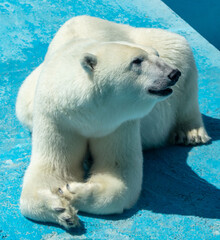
[{"xmin": 16, "ymin": 16, "xmax": 210, "ymax": 228}]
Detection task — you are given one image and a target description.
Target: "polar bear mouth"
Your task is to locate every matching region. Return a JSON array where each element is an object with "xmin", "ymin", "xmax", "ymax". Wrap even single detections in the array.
[{"xmin": 148, "ymin": 88, "xmax": 173, "ymax": 96}]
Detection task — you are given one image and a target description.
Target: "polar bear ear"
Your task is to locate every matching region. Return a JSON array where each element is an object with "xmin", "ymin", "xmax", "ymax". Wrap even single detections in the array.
[{"xmin": 80, "ymin": 53, "xmax": 97, "ymax": 73}]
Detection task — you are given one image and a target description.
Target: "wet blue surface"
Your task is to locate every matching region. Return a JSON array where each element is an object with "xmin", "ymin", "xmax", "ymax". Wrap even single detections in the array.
[{"xmin": 0, "ymin": 0, "xmax": 220, "ymax": 239}]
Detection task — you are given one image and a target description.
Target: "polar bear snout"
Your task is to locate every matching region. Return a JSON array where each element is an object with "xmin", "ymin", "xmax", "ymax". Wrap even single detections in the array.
[
  {"xmin": 148, "ymin": 68, "xmax": 181, "ymax": 97},
  {"xmin": 168, "ymin": 69, "xmax": 181, "ymax": 85}
]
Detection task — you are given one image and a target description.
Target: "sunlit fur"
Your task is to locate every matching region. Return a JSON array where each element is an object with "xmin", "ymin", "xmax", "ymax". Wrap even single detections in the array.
[{"xmin": 16, "ymin": 16, "xmax": 210, "ymax": 228}]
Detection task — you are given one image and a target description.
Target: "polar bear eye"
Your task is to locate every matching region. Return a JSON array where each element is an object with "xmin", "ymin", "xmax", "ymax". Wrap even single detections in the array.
[{"xmin": 132, "ymin": 57, "xmax": 144, "ymax": 65}]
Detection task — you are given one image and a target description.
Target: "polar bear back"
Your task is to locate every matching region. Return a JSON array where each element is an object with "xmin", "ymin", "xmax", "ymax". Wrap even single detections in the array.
[{"xmin": 47, "ymin": 16, "xmax": 193, "ymax": 69}]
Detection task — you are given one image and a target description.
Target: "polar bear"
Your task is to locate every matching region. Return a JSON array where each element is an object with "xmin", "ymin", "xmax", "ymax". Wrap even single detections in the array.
[{"xmin": 16, "ymin": 16, "xmax": 210, "ymax": 228}]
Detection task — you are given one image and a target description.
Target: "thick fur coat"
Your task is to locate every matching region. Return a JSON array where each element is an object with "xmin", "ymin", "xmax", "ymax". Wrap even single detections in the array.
[{"xmin": 16, "ymin": 16, "xmax": 210, "ymax": 228}]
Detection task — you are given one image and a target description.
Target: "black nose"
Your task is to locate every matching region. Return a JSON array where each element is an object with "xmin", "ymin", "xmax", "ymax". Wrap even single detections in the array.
[{"xmin": 168, "ymin": 69, "xmax": 181, "ymax": 83}]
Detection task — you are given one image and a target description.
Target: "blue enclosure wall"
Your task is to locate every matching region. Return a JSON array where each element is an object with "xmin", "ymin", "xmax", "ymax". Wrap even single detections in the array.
[{"xmin": 163, "ymin": 0, "xmax": 220, "ymax": 50}]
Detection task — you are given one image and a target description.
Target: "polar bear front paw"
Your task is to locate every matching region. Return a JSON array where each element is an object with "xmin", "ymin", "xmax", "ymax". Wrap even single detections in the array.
[
  {"xmin": 51, "ymin": 188, "xmax": 80, "ymax": 229},
  {"xmin": 58, "ymin": 181, "xmax": 102, "ymax": 214},
  {"xmin": 54, "ymin": 204, "xmax": 79, "ymax": 229},
  {"xmin": 171, "ymin": 127, "xmax": 211, "ymax": 145},
  {"xmin": 60, "ymin": 182, "xmax": 96, "ymax": 203}
]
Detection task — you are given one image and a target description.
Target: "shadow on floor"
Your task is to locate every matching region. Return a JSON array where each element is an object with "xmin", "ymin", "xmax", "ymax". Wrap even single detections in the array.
[
  {"xmin": 24, "ymin": 114, "xmax": 220, "ymax": 235},
  {"xmin": 138, "ymin": 115, "xmax": 220, "ymax": 219},
  {"xmin": 83, "ymin": 114, "xmax": 220, "ymax": 222},
  {"xmin": 26, "ymin": 217, "xmax": 87, "ymax": 235}
]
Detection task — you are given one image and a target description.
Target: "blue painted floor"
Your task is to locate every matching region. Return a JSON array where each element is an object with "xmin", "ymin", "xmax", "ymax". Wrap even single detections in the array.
[{"xmin": 0, "ymin": 0, "xmax": 219, "ymax": 239}]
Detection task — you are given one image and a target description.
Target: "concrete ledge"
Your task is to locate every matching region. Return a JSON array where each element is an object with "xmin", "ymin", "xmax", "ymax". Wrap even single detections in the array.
[{"xmin": 0, "ymin": 0, "xmax": 219, "ymax": 239}]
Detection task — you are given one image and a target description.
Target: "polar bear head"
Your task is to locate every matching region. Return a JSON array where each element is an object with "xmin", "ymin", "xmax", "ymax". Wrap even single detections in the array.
[{"xmin": 47, "ymin": 41, "xmax": 181, "ymax": 137}]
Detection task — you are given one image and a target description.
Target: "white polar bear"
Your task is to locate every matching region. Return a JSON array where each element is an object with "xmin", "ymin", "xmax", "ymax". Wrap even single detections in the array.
[{"xmin": 16, "ymin": 15, "xmax": 210, "ymax": 228}]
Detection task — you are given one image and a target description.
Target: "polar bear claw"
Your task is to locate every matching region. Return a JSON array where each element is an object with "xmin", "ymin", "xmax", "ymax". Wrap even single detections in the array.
[{"xmin": 171, "ymin": 127, "xmax": 211, "ymax": 145}]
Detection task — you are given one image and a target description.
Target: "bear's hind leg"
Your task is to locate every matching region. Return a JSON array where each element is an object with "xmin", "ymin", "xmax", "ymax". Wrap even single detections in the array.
[
  {"xmin": 170, "ymin": 94, "xmax": 211, "ymax": 145},
  {"xmin": 169, "ymin": 58, "xmax": 211, "ymax": 146},
  {"xmin": 170, "ymin": 125, "xmax": 211, "ymax": 146},
  {"xmin": 16, "ymin": 64, "xmax": 43, "ymax": 131}
]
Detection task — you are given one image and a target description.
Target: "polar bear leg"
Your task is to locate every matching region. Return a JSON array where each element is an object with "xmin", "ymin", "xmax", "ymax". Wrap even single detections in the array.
[
  {"xmin": 60, "ymin": 121, "xmax": 143, "ymax": 215},
  {"xmin": 170, "ymin": 77, "xmax": 211, "ymax": 145},
  {"xmin": 171, "ymin": 116, "xmax": 211, "ymax": 145},
  {"xmin": 20, "ymin": 119, "xmax": 87, "ymax": 228},
  {"xmin": 20, "ymin": 170, "xmax": 80, "ymax": 228}
]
